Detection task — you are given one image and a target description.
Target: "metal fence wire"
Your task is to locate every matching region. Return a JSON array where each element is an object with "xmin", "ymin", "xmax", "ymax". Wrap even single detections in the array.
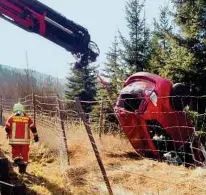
[{"xmin": 1, "ymin": 94, "xmax": 206, "ymax": 194}]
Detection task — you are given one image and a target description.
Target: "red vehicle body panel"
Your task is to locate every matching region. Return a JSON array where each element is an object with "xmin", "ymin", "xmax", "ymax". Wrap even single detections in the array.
[{"xmin": 114, "ymin": 72, "xmax": 205, "ymax": 165}]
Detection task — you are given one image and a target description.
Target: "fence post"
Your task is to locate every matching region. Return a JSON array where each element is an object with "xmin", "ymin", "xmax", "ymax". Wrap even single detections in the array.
[
  {"xmin": 75, "ymin": 97, "xmax": 113, "ymax": 195},
  {"xmin": 0, "ymin": 95, "xmax": 3, "ymax": 125},
  {"xmin": 32, "ymin": 93, "xmax": 36, "ymax": 125},
  {"xmin": 99, "ymin": 98, "xmax": 104, "ymax": 138},
  {"xmin": 56, "ymin": 95, "xmax": 70, "ymax": 165}
]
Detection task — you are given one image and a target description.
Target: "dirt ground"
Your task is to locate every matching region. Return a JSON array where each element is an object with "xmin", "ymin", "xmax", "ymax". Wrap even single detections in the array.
[{"xmin": 0, "ymin": 124, "xmax": 206, "ymax": 195}]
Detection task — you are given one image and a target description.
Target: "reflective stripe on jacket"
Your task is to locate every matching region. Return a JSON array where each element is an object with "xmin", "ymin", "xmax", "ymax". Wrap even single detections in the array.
[{"xmin": 6, "ymin": 115, "xmax": 35, "ymax": 145}]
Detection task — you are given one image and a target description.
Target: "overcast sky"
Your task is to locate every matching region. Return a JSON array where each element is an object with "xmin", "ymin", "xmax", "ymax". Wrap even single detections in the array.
[{"xmin": 0, "ymin": 0, "xmax": 170, "ymax": 79}]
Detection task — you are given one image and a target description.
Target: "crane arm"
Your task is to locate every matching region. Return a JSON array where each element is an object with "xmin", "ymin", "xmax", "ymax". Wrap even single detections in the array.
[{"xmin": 0, "ymin": 0, "xmax": 100, "ymax": 64}]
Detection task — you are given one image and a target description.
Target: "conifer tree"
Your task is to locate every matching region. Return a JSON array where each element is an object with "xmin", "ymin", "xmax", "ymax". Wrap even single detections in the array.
[
  {"xmin": 157, "ymin": 0, "xmax": 206, "ymax": 112},
  {"xmin": 93, "ymin": 36, "xmax": 123, "ymax": 133},
  {"xmin": 119, "ymin": 0, "xmax": 151, "ymax": 74},
  {"xmin": 102, "ymin": 36, "xmax": 125, "ymax": 97},
  {"xmin": 149, "ymin": 4, "xmax": 173, "ymax": 74},
  {"xmin": 65, "ymin": 64, "xmax": 97, "ymax": 113}
]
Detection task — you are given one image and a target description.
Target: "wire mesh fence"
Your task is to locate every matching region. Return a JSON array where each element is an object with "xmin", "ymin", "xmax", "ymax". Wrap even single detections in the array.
[{"xmin": 1, "ymin": 94, "xmax": 206, "ymax": 194}]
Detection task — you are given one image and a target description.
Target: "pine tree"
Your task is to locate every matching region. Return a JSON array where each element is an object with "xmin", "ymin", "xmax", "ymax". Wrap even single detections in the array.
[
  {"xmin": 149, "ymin": 4, "xmax": 173, "ymax": 74},
  {"xmin": 159, "ymin": 35, "xmax": 196, "ymax": 83},
  {"xmin": 167, "ymin": 0, "xmax": 206, "ymax": 112},
  {"xmin": 119, "ymin": 0, "xmax": 151, "ymax": 74},
  {"xmin": 65, "ymin": 64, "xmax": 97, "ymax": 113},
  {"xmin": 92, "ymin": 37, "xmax": 123, "ymax": 133},
  {"xmin": 102, "ymin": 36, "xmax": 125, "ymax": 97},
  {"xmin": 91, "ymin": 83, "xmax": 119, "ymax": 134}
]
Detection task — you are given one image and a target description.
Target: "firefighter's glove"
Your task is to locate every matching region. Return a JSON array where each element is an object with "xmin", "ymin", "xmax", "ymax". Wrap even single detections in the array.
[{"xmin": 34, "ymin": 135, "xmax": 39, "ymax": 142}]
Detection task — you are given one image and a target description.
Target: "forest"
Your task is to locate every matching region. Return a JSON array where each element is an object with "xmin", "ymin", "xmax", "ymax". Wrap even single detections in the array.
[
  {"xmin": 66, "ymin": 0, "xmax": 206, "ymax": 116},
  {"xmin": 1, "ymin": 0, "xmax": 206, "ymax": 126}
]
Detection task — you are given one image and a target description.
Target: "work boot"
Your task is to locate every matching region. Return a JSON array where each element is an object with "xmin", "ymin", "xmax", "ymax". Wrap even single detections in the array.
[
  {"xmin": 13, "ymin": 158, "xmax": 22, "ymax": 167},
  {"xmin": 18, "ymin": 162, "xmax": 27, "ymax": 174}
]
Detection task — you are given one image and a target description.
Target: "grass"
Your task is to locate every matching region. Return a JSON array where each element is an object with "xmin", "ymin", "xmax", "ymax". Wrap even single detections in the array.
[{"xmin": 0, "ymin": 122, "xmax": 206, "ymax": 195}]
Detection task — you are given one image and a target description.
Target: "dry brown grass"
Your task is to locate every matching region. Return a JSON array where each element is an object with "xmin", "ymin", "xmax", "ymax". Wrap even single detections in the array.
[{"xmin": 0, "ymin": 122, "xmax": 206, "ymax": 195}]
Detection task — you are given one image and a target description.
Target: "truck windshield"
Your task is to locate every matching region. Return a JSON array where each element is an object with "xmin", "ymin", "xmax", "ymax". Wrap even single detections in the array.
[
  {"xmin": 117, "ymin": 80, "xmax": 155, "ymax": 112},
  {"xmin": 121, "ymin": 80, "xmax": 155, "ymax": 94}
]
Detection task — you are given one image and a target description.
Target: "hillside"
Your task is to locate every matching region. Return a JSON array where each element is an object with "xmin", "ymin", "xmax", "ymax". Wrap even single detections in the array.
[
  {"xmin": 0, "ymin": 64, "xmax": 67, "ymax": 85},
  {"xmin": 0, "ymin": 64, "xmax": 66, "ymax": 98},
  {"xmin": 0, "ymin": 123, "xmax": 206, "ymax": 195}
]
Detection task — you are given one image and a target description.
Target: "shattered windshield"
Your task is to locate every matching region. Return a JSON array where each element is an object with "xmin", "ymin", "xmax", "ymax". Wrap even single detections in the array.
[
  {"xmin": 116, "ymin": 80, "xmax": 155, "ymax": 112},
  {"xmin": 121, "ymin": 80, "xmax": 155, "ymax": 94}
]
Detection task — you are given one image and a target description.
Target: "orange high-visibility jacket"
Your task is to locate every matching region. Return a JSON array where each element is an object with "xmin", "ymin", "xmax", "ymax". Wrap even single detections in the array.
[{"xmin": 5, "ymin": 115, "xmax": 36, "ymax": 145}]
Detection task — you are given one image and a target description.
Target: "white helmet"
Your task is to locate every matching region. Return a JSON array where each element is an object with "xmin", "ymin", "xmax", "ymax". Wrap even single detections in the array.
[{"xmin": 13, "ymin": 103, "xmax": 25, "ymax": 113}]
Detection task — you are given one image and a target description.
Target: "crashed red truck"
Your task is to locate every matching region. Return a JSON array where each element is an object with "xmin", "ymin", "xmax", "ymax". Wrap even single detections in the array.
[
  {"xmin": 114, "ymin": 72, "xmax": 206, "ymax": 167},
  {"xmin": 0, "ymin": 0, "xmax": 205, "ymax": 169}
]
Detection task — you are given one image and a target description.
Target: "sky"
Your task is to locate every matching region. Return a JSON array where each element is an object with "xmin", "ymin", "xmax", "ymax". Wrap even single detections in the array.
[{"xmin": 0, "ymin": 0, "xmax": 170, "ymax": 79}]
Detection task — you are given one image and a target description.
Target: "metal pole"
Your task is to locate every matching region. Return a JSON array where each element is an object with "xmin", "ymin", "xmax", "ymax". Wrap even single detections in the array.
[
  {"xmin": 75, "ymin": 97, "xmax": 113, "ymax": 195},
  {"xmin": 56, "ymin": 95, "xmax": 70, "ymax": 165}
]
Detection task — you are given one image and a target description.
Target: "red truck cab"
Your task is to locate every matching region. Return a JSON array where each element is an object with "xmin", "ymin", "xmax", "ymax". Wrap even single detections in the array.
[{"xmin": 114, "ymin": 72, "xmax": 205, "ymax": 167}]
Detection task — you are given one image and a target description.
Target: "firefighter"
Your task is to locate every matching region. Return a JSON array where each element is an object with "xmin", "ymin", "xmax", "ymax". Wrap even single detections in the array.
[{"xmin": 5, "ymin": 103, "xmax": 39, "ymax": 173}]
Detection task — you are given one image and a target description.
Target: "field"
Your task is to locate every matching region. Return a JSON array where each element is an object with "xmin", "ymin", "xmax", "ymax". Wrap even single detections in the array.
[{"xmin": 0, "ymin": 124, "xmax": 206, "ymax": 195}]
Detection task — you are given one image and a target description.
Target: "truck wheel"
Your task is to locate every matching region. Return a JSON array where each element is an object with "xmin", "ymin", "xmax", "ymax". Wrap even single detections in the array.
[
  {"xmin": 0, "ymin": 158, "xmax": 10, "ymax": 195},
  {"xmin": 170, "ymin": 83, "xmax": 190, "ymax": 111}
]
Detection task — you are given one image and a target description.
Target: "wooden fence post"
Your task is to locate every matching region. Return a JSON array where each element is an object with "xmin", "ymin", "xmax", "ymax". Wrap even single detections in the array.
[
  {"xmin": 56, "ymin": 95, "xmax": 70, "ymax": 165},
  {"xmin": 0, "ymin": 95, "xmax": 3, "ymax": 125},
  {"xmin": 75, "ymin": 97, "xmax": 113, "ymax": 195},
  {"xmin": 99, "ymin": 98, "xmax": 104, "ymax": 138},
  {"xmin": 32, "ymin": 93, "xmax": 36, "ymax": 125}
]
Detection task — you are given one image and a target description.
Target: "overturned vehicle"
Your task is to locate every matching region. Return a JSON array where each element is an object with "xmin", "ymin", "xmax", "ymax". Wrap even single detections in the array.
[{"xmin": 114, "ymin": 72, "xmax": 206, "ymax": 167}]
